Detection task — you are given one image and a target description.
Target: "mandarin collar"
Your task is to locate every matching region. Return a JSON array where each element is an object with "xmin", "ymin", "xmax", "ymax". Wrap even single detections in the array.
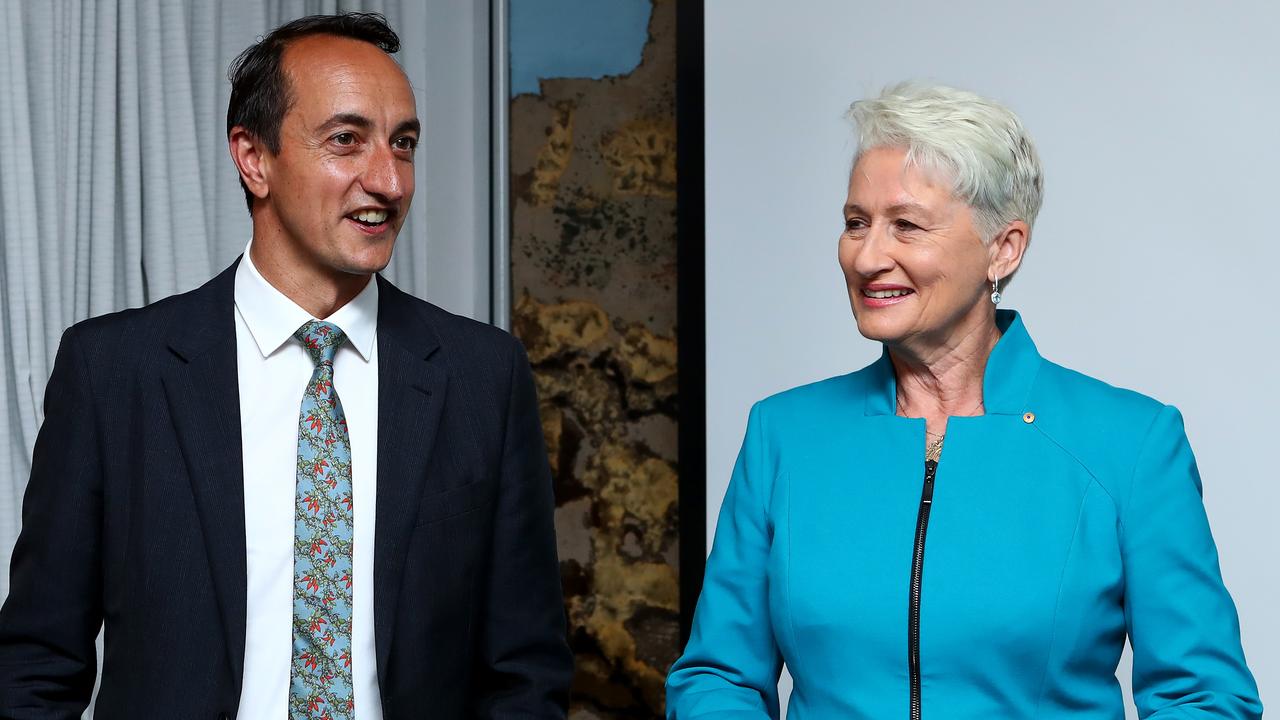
[{"xmin": 863, "ymin": 309, "xmax": 1042, "ymax": 416}]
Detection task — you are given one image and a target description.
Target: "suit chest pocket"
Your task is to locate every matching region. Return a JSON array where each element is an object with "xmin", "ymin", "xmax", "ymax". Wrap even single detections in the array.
[{"xmin": 415, "ymin": 478, "xmax": 495, "ymax": 526}]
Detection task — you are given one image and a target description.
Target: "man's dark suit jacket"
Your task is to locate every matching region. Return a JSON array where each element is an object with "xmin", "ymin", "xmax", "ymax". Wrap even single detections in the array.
[{"xmin": 0, "ymin": 261, "xmax": 573, "ymax": 719}]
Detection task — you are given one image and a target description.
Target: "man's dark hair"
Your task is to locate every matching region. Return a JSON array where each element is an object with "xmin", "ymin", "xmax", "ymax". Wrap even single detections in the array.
[{"xmin": 226, "ymin": 12, "xmax": 401, "ymax": 212}]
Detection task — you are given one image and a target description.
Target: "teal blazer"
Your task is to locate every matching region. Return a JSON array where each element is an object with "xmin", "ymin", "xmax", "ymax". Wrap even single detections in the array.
[{"xmin": 668, "ymin": 311, "xmax": 1260, "ymax": 719}]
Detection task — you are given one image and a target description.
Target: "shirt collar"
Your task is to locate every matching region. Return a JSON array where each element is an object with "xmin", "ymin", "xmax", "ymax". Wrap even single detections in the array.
[
  {"xmin": 234, "ymin": 242, "xmax": 378, "ymax": 362},
  {"xmin": 863, "ymin": 309, "xmax": 1042, "ymax": 416}
]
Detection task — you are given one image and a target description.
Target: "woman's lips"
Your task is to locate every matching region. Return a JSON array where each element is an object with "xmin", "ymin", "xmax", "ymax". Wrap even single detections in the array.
[{"xmin": 859, "ymin": 287, "xmax": 915, "ymax": 308}]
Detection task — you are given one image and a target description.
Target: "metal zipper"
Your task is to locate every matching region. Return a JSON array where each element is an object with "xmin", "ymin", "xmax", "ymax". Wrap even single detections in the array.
[{"xmin": 909, "ymin": 459, "xmax": 938, "ymax": 720}]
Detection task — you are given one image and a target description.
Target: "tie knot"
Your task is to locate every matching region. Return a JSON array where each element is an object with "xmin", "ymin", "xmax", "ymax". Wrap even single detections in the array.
[{"xmin": 294, "ymin": 320, "xmax": 347, "ymax": 367}]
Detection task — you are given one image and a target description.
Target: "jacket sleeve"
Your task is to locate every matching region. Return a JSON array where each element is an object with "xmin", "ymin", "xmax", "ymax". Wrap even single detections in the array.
[
  {"xmin": 666, "ymin": 402, "xmax": 782, "ymax": 720},
  {"xmin": 472, "ymin": 340, "xmax": 573, "ymax": 718},
  {"xmin": 0, "ymin": 327, "xmax": 103, "ymax": 718},
  {"xmin": 1122, "ymin": 405, "xmax": 1262, "ymax": 718}
]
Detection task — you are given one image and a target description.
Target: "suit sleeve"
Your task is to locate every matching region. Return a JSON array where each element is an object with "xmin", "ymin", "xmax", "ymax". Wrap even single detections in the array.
[
  {"xmin": 1122, "ymin": 405, "xmax": 1262, "ymax": 718},
  {"xmin": 0, "ymin": 327, "xmax": 103, "ymax": 718},
  {"xmin": 472, "ymin": 340, "xmax": 573, "ymax": 718},
  {"xmin": 666, "ymin": 402, "xmax": 782, "ymax": 720}
]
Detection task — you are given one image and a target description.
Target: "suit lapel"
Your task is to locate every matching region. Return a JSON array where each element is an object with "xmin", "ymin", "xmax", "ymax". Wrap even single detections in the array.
[
  {"xmin": 160, "ymin": 261, "xmax": 249, "ymax": 689},
  {"xmin": 157, "ymin": 267, "xmax": 450, "ymax": 690},
  {"xmin": 372, "ymin": 276, "xmax": 448, "ymax": 682}
]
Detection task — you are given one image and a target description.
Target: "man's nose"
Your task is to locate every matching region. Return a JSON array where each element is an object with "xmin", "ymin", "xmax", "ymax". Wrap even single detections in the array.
[{"xmin": 360, "ymin": 142, "xmax": 408, "ymax": 203}]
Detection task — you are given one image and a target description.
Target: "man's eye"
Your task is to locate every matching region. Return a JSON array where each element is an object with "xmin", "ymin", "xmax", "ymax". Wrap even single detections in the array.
[
  {"xmin": 894, "ymin": 219, "xmax": 921, "ymax": 231},
  {"xmin": 845, "ymin": 218, "xmax": 868, "ymax": 231},
  {"xmin": 393, "ymin": 136, "xmax": 418, "ymax": 151},
  {"xmin": 332, "ymin": 132, "xmax": 356, "ymax": 146}
]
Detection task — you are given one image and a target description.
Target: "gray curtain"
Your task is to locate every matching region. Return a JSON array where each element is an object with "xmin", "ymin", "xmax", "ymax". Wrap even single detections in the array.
[{"xmin": 0, "ymin": 0, "xmax": 439, "ymax": 596}]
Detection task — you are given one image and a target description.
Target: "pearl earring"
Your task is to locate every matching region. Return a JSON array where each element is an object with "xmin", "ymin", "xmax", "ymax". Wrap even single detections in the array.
[{"xmin": 991, "ymin": 277, "xmax": 1002, "ymax": 305}]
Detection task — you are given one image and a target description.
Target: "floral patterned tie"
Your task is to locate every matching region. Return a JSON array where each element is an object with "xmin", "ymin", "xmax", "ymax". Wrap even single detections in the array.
[{"xmin": 290, "ymin": 321, "xmax": 355, "ymax": 719}]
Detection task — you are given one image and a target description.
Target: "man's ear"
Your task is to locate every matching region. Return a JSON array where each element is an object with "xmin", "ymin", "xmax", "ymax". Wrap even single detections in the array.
[
  {"xmin": 988, "ymin": 220, "xmax": 1029, "ymax": 282},
  {"xmin": 228, "ymin": 127, "xmax": 272, "ymax": 203}
]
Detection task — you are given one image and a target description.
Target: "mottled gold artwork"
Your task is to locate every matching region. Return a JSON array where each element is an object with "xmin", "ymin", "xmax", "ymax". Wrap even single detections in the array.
[
  {"xmin": 510, "ymin": 1, "xmax": 679, "ymax": 716},
  {"xmin": 600, "ymin": 118, "xmax": 677, "ymax": 199},
  {"xmin": 528, "ymin": 104, "xmax": 576, "ymax": 207}
]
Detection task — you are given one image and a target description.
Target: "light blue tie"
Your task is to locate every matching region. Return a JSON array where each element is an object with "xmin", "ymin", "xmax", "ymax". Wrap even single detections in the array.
[{"xmin": 289, "ymin": 320, "xmax": 355, "ymax": 719}]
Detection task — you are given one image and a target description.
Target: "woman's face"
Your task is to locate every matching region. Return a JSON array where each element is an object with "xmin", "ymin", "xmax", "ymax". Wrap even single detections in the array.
[{"xmin": 839, "ymin": 146, "xmax": 998, "ymax": 351}]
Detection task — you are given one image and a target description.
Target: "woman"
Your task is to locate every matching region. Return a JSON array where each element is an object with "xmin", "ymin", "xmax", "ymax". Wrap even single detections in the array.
[{"xmin": 667, "ymin": 83, "xmax": 1261, "ymax": 718}]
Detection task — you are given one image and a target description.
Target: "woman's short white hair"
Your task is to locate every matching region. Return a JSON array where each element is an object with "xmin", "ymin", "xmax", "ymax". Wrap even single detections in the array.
[{"xmin": 848, "ymin": 81, "xmax": 1044, "ymax": 244}]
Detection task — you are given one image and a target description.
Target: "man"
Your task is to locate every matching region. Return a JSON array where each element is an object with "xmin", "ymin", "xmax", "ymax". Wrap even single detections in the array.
[{"xmin": 0, "ymin": 13, "xmax": 572, "ymax": 719}]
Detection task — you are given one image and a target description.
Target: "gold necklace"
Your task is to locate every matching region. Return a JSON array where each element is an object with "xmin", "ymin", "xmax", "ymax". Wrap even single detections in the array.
[{"xmin": 925, "ymin": 432, "xmax": 945, "ymax": 462}]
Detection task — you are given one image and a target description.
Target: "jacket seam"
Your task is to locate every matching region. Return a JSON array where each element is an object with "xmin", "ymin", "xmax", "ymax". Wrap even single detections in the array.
[
  {"xmin": 1029, "ymin": 424, "xmax": 1099, "ymax": 486},
  {"xmin": 1030, "ymin": 422, "xmax": 1130, "ymax": 520},
  {"xmin": 64, "ymin": 327, "xmax": 109, "ymax": 538},
  {"xmin": 758, "ymin": 403, "xmax": 769, "ymax": 521},
  {"xmin": 494, "ymin": 339, "xmax": 525, "ymax": 524},
  {"xmin": 752, "ymin": 402, "xmax": 775, "ymax": 537},
  {"xmin": 61, "ymin": 325, "xmax": 108, "ymax": 707},
  {"xmin": 66, "ymin": 326, "xmax": 106, "ymax": 471},
  {"xmin": 1123, "ymin": 405, "xmax": 1171, "ymax": 643},
  {"xmin": 1118, "ymin": 406, "xmax": 1169, "ymax": 543},
  {"xmin": 1031, "ymin": 478, "xmax": 1095, "ymax": 716},
  {"xmin": 784, "ymin": 469, "xmax": 798, "ymax": 694},
  {"xmin": 754, "ymin": 402, "xmax": 785, "ymax": 704}
]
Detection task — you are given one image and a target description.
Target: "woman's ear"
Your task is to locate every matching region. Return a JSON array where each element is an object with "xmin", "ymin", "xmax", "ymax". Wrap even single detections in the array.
[{"xmin": 988, "ymin": 220, "xmax": 1029, "ymax": 281}]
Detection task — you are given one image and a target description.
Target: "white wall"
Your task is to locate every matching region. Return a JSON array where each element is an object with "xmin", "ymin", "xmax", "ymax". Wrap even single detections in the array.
[{"xmin": 705, "ymin": 1, "xmax": 1278, "ymax": 715}]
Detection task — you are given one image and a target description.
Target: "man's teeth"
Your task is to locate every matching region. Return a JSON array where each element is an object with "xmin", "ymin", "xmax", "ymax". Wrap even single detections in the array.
[
  {"xmin": 351, "ymin": 209, "xmax": 388, "ymax": 224},
  {"xmin": 864, "ymin": 288, "xmax": 912, "ymax": 299}
]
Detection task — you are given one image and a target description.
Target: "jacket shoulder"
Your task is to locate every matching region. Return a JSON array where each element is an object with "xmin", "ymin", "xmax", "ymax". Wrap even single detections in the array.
[
  {"xmin": 422, "ymin": 302, "xmax": 517, "ymax": 351},
  {"xmin": 1030, "ymin": 359, "xmax": 1175, "ymax": 495},
  {"xmin": 755, "ymin": 369, "xmax": 867, "ymax": 418},
  {"xmin": 749, "ymin": 361, "xmax": 887, "ymax": 441},
  {"xmin": 381, "ymin": 280, "xmax": 523, "ymax": 364},
  {"xmin": 61, "ymin": 284, "xmax": 207, "ymax": 355},
  {"xmin": 1033, "ymin": 359, "xmax": 1168, "ymax": 431}
]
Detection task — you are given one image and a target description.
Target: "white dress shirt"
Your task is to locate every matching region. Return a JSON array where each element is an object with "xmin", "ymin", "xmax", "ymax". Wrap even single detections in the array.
[{"xmin": 234, "ymin": 245, "xmax": 383, "ymax": 719}]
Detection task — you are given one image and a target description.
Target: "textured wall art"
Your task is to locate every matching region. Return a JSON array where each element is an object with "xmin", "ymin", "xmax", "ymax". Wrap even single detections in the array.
[{"xmin": 509, "ymin": 0, "xmax": 679, "ymax": 716}]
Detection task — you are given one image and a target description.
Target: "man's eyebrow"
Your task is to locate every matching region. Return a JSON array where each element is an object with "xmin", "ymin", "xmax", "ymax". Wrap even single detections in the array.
[
  {"xmin": 316, "ymin": 112, "xmax": 373, "ymax": 133},
  {"xmin": 392, "ymin": 118, "xmax": 421, "ymax": 137},
  {"xmin": 315, "ymin": 114, "xmax": 420, "ymax": 139}
]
